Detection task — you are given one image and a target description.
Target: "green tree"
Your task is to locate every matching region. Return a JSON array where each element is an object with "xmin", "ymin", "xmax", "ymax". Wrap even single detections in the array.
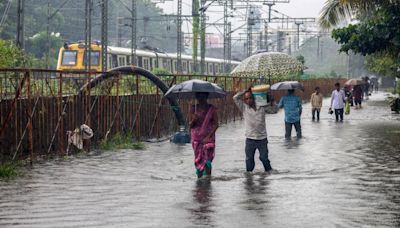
[
  {"xmin": 0, "ymin": 39, "xmax": 32, "ymax": 67},
  {"xmin": 25, "ymin": 31, "xmax": 64, "ymax": 69},
  {"xmin": 330, "ymin": 3, "xmax": 400, "ymax": 78}
]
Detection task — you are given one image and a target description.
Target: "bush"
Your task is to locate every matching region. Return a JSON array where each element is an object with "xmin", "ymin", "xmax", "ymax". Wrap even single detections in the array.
[
  {"xmin": 0, "ymin": 162, "xmax": 19, "ymax": 179},
  {"xmin": 99, "ymin": 133, "xmax": 145, "ymax": 150}
]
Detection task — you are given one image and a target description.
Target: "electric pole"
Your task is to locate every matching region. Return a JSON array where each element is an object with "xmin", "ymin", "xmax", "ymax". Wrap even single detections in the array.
[
  {"xmin": 16, "ymin": 0, "xmax": 24, "ymax": 49},
  {"xmin": 101, "ymin": 0, "xmax": 108, "ymax": 72},
  {"xmin": 177, "ymin": 0, "xmax": 183, "ymax": 73},
  {"xmin": 85, "ymin": 0, "xmax": 92, "ymax": 71}
]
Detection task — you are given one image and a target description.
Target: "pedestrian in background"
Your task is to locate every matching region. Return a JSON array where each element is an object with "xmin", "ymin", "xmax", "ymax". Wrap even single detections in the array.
[
  {"xmin": 233, "ymin": 87, "xmax": 273, "ymax": 173},
  {"xmin": 353, "ymin": 85, "xmax": 363, "ymax": 109},
  {"xmin": 330, "ymin": 82, "xmax": 346, "ymax": 122},
  {"xmin": 310, "ymin": 87, "xmax": 323, "ymax": 121},
  {"xmin": 278, "ymin": 89, "xmax": 302, "ymax": 139}
]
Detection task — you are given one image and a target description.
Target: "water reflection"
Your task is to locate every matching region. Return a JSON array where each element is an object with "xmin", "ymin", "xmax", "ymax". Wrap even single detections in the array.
[
  {"xmin": 242, "ymin": 173, "xmax": 270, "ymax": 211},
  {"xmin": 189, "ymin": 179, "xmax": 214, "ymax": 226}
]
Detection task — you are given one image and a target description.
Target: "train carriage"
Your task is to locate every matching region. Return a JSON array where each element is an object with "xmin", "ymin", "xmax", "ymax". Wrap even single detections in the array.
[{"xmin": 57, "ymin": 42, "xmax": 240, "ymax": 75}]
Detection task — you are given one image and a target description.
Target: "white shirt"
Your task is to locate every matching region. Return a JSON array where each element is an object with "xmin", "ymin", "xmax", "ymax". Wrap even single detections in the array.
[
  {"xmin": 233, "ymin": 91, "xmax": 268, "ymax": 140},
  {"xmin": 330, "ymin": 89, "xmax": 345, "ymax": 109}
]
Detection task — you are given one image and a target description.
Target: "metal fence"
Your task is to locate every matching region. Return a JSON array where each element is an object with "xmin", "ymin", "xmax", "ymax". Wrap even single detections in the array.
[{"xmin": 0, "ymin": 68, "xmax": 346, "ymax": 161}]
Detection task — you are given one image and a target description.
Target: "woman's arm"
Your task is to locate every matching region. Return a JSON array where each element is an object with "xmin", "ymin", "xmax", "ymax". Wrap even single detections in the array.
[{"xmin": 202, "ymin": 110, "xmax": 219, "ymax": 144}]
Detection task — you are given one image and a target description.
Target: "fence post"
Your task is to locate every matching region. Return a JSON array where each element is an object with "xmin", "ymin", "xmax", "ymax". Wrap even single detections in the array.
[{"xmin": 27, "ymin": 71, "xmax": 33, "ymax": 163}]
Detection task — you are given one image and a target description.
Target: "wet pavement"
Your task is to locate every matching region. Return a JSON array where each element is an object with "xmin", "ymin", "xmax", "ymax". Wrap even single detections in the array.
[{"xmin": 1, "ymin": 92, "xmax": 400, "ymax": 227}]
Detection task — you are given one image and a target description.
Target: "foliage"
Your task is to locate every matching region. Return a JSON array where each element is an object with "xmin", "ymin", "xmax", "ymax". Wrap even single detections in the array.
[
  {"xmin": 331, "ymin": 3, "xmax": 400, "ymax": 56},
  {"xmin": 0, "ymin": 162, "xmax": 19, "ymax": 179},
  {"xmin": 152, "ymin": 67, "xmax": 172, "ymax": 76},
  {"xmin": 99, "ymin": 133, "xmax": 145, "ymax": 151},
  {"xmin": 388, "ymin": 96, "xmax": 400, "ymax": 113},
  {"xmin": 296, "ymin": 55, "xmax": 305, "ymax": 65},
  {"xmin": 0, "ymin": 39, "xmax": 33, "ymax": 67},
  {"xmin": 319, "ymin": 0, "xmax": 385, "ymax": 29},
  {"xmin": 330, "ymin": 3, "xmax": 400, "ymax": 78},
  {"xmin": 365, "ymin": 52, "xmax": 400, "ymax": 78},
  {"xmin": 25, "ymin": 32, "xmax": 64, "ymax": 69}
]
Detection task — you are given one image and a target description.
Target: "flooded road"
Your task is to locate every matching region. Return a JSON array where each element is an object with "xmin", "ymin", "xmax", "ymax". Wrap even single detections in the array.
[{"xmin": 1, "ymin": 92, "xmax": 400, "ymax": 227}]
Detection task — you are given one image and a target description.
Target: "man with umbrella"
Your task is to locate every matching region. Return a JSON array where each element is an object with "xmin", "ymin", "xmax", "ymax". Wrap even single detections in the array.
[{"xmin": 233, "ymin": 86, "xmax": 273, "ymax": 173}]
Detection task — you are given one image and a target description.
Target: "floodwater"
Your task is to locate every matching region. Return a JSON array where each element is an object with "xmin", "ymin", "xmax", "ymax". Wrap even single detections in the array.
[{"xmin": 1, "ymin": 92, "xmax": 400, "ymax": 227}]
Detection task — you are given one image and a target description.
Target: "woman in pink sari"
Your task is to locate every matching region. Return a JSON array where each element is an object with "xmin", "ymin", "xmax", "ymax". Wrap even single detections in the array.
[{"xmin": 189, "ymin": 92, "xmax": 219, "ymax": 178}]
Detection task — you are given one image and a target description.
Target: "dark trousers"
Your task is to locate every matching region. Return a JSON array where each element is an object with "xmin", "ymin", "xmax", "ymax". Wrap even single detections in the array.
[
  {"xmin": 334, "ymin": 108, "xmax": 344, "ymax": 121},
  {"xmin": 312, "ymin": 108, "xmax": 320, "ymax": 120},
  {"xmin": 245, "ymin": 138, "xmax": 272, "ymax": 172},
  {"xmin": 285, "ymin": 121, "xmax": 302, "ymax": 139}
]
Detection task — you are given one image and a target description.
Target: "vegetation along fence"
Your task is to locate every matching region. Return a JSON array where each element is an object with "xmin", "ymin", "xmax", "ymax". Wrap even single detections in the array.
[{"xmin": 0, "ymin": 68, "xmax": 346, "ymax": 161}]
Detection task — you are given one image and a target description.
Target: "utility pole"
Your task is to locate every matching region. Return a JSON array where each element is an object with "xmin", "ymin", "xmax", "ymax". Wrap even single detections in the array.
[
  {"xmin": 288, "ymin": 36, "xmax": 291, "ymax": 55},
  {"xmin": 223, "ymin": 0, "xmax": 228, "ymax": 73},
  {"xmin": 227, "ymin": 22, "xmax": 231, "ymax": 72},
  {"xmin": 115, "ymin": 0, "xmax": 136, "ymax": 65},
  {"xmin": 131, "ymin": 0, "xmax": 136, "ymax": 65},
  {"xmin": 46, "ymin": 0, "xmax": 70, "ymax": 69},
  {"xmin": 264, "ymin": 22, "xmax": 268, "ymax": 52},
  {"xmin": 16, "ymin": 0, "xmax": 24, "ymax": 49},
  {"xmin": 177, "ymin": 0, "xmax": 183, "ymax": 73},
  {"xmin": 85, "ymin": 0, "xmax": 92, "ymax": 72},
  {"xmin": 200, "ymin": 0, "xmax": 206, "ymax": 74},
  {"xmin": 101, "ymin": 0, "xmax": 108, "ymax": 72},
  {"xmin": 247, "ymin": 6, "xmax": 254, "ymax": 57},
  {"xmin": 294, "ymin": 21, "xmax": 303, "ymax": 51}
]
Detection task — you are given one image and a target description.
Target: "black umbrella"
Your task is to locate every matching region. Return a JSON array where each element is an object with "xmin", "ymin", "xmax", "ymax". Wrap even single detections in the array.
[
  {"xmin": 270, "ymin": 81, "xmax": 304, "ymax": 91},
  {"xmin": 164, "ymin": 79, "xmax": 226, "ymax": 99}
]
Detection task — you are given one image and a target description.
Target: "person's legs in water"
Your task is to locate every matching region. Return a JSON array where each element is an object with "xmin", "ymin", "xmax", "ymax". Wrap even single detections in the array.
[
  {"xmin": 205, "ymin": 161, "xmax": 212, "ymax": 176},
  {"xmin": 312, "ymin": 108, "xmax": 316, "ymax": 121},
  {"xmin": 285, "ymin": 122, "xmax": 293, "ymax": 139},
  {"xmin": 294, "ymin": 121, "xmax": 302, "ymax": 138},
  {"xmin": 334, "ymin": 109, "xmax": 340, "ymax": 122},
  {"xmin": 257, "ymin": 138, "xmax": 272, "ymax": 171},
  {"xmin": 316, "ymin": 109, "xmax": 320, "ymax": 121},
  {"xmin": 338, "ymin": 108, "xmax": 344, "ymax": 121},
  {"xmin": 245, "ymin": 138, "xmax": 257, "ymax": 172}
]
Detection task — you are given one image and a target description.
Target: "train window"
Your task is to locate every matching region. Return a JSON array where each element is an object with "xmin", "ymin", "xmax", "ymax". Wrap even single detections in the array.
[
  {"xmin": 162, "ymin": 58, "xmax": 168, "ymax": 69},
  {"xmin": 182, "ymin": 61, "xmax": 187, "ymax": 73},
  {"xmin": 172, "ymin": 60, "xmax": 177, "ymax": 73},
  {"xmin": 61, "ymin": 50, "xmax": 77, "ymax": 66},
  {"xmin": 166, "ymin": 59, "xmax": 171, "ymax": 71},
  {"xmin": 152, "ymin": 58, "xmax": 157, "ymax": 69},
  {"xmin": 111, "ymin": 54, "xmax": 118, "ymax": 68},
  {"xmin": 189, "ymin": 62, "xmax": 193, "ymax": 73},
  {"xmin": 118, "ymin": 56, "xmax": 125, "ymax": 66},
  {"xmin": 83, "ymin": 51, "xmax": 100, "ymax": 66},
  {"xmin": 143, "ymin": 58, "xmax": 149, "ymax": 70}
]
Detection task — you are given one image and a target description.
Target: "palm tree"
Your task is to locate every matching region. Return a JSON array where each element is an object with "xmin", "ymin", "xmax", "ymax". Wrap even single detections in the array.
[{"xmin": 319, "ymin": 0, "xmax": 380, "ymax": 29}]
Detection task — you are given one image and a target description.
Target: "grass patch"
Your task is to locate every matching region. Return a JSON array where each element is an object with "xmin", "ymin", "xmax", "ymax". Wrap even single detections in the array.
[
  {"xmin": 99, "ymin": 133, "xmax": 145, "ymax": 151},
  {"xmin": 0, "ymin": 162, "xmax": 19, "ymax": 179}
]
